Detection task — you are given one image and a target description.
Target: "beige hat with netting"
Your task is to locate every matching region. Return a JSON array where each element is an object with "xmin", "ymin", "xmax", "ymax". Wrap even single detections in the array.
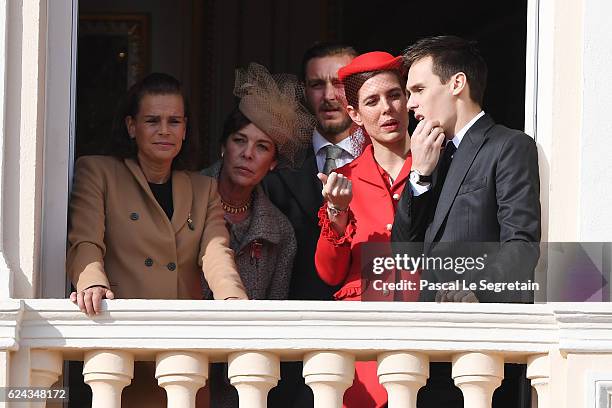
[{"xmin": 234, "ymin": 63, "xmax": 315, "ymax": 168}]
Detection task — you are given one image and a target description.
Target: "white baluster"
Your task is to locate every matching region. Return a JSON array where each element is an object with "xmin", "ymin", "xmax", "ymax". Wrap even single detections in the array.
[
  {"xmin": 0, "ymin": 350, "xmax": 8, "ymax": 388},
  {"xmin": 228, "ymin": 351, "xmax": 280, "ymax": 408},
  {"xmin": 303, "ymin": 351, "xmax": 354, "ymax": 408},
  {"xmin": 452, "ymin": 352, "xmax": 503, "ymax": 408},
  {"xmin": 83, "ymin": 350, "xmax": 134, "ymax": 408},
  {"xmin": 378, "ymin": 352, "xmax": 429, "ymax": 408},
  {"xmin": 30, "ymin": 350, "xmax": 63, "ymax": 408},
  {"xmin": 527, "ymin": 354, "xmax": 550, "ymax": 408},
  {"xmin": 155, "ymin": 351, "xmax": 208, "ymax": 408}
]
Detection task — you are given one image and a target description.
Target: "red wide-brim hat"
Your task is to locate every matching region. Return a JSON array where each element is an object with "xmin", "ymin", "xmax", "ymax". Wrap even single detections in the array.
[{"xmin": 338, "ymin": 51, "xmax": 404, "ymax": 83}]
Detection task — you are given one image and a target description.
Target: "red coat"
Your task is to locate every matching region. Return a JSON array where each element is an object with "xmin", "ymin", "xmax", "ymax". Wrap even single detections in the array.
[{"xmin": 315, "ymin": 144, "xmax": 419, "ymax": 302}]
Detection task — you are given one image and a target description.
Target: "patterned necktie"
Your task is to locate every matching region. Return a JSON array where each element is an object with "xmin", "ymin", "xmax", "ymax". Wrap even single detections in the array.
[{"xmin": 322, "ymin": 145, "xmax": 343, "ymax": 175}]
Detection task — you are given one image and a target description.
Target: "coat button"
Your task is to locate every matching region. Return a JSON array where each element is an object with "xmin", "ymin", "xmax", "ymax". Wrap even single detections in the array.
[
  {"xmin": 144, "ymin": 257, "xmax": 153, "ymax": 267},
  {"xmin": 386, "ymin": 223, "xmax": 393, "ymax": 231},
  {"xmin": 130, "ymin": 212, "xmax": 139, "ymax": 221},
  {"xmin": 167, "ymin": 262, "xmax": 176, "ymax": 271},
  {"xmin": 393, "ymin": 193, "xmax": 400, "ymax": 200}
]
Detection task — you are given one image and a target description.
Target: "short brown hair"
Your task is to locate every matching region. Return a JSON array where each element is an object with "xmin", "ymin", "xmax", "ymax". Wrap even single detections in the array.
[
  {"xmin": 403, "ymin": 36, "xmax": 488, "ymax": 105},
  {"xmin": 300, "ymin": 42, "xmax": 358, "ymax": 82}
]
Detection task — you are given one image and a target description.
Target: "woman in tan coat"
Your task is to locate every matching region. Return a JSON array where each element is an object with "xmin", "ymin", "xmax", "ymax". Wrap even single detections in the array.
[
  {"xmin": 68, "ymin": 72, "xmax": 246, "ymax": 308},
  {"xmin": 67, "ymin": 73, "xmax": 247, "ymax": 407}
]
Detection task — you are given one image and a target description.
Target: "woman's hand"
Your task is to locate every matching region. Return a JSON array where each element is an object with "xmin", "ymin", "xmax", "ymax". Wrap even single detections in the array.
[
  {"xmin": 70, "ymin": 286, "xmax": 115, "ymax": 316},
  {"xmin": 317, "ymin": 172, "xmax": 352, "ymax": 210},
  {"xmin": 317, "ymin": 172, "xmax": 352, "ymax": 235}
]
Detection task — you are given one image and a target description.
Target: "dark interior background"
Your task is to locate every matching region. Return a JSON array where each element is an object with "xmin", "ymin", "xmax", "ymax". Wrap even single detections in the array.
[{"xmin": 76, "ymin": 0, "xmax": 527, "ymax": 169}]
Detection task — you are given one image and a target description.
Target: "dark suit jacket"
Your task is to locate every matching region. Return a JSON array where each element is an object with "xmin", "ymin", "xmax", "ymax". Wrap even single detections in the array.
[
  {"xmin": 262, "ymin": 149, "xmax": 339, "ymax": 300},
  {"xmin": 392, "ymin": 114, "xmax": 541, "ymax": 302}
]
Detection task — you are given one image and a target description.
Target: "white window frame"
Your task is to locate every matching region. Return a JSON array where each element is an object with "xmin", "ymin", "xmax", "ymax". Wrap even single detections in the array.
[{"xmin": 40, "ymin": 0, "xmax": 78, "ymax": 298}]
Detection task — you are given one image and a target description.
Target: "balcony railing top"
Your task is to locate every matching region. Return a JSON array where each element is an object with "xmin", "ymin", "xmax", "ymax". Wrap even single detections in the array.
[{"xmin": 1, "ymin": 299, "xmax": 612, "ymax": 361}]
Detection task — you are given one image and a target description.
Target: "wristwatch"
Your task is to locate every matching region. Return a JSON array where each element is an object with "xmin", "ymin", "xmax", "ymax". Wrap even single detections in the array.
[
  {"xmin": 327, "ymin": 203, "xmax": 348, "ymax": 217},
  {"xmin": 409, "ymin": 169, "xmax": 432, "ymax": 186}
]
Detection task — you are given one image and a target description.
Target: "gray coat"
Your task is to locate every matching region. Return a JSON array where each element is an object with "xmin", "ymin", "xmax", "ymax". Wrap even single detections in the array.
[
  {"xmin": 201, "ymin": 161, "xmax": 296, "ymax": 300},
  {"xmin": 202, "ymin": 161, "xmax": 297, "ymax": 408}
]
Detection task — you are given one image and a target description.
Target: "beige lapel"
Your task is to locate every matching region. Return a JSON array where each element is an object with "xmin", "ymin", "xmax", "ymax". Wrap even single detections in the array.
[
  {"xmin": 124, "ymin": 158, "xmax": 158, "ymax": 202},
  {"xmin": 124, "ymin": 158, "xmax": 191, "ymax": 234},
  {"xmin": 170, "ymin": 170, "xmax": 192, "ymax": 233}
]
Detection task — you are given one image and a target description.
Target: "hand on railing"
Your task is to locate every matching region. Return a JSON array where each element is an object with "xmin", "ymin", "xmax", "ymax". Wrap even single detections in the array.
[
  {"xmin": 436, "ymin": 289, "xmax": 479, "ymax": 303},
  {"xmin": 70, "ymin": 285, "xmax": 115, "ymax": 316}
]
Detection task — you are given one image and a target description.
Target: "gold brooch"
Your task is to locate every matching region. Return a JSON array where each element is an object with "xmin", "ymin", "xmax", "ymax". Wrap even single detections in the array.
[{"xmin": 187, "ymin": 213, "xmax": 194, "ymax": 230}]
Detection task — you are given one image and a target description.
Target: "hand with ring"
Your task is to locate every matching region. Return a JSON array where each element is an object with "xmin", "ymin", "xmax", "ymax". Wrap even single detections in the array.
[
  {"xmin": 70, "ymin": 285, "xmax": 115, "ymax": 316},
  {"xmin": 317, "ymin": 171, "xmax": 353, "ymax": 211}
]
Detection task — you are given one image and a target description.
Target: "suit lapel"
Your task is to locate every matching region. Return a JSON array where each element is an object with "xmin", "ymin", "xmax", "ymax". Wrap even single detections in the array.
[
  {"xmin": 125, "ymin": 158, "xmax": 154, "ymax": 199},
  {"xmin": 354, "ymin": 146, "xmax": 384, "ymax": 189},
  {"xmin": 170, "ymin": 171, "xmax": 192, "ymax": 233},
  {"xmin": 353, "ymin": 145, "xmax": 411, "ymax": 191},
  {"xmin": 124, "ymin": 158, "xmax": 183, "ymax": 234},
  {"xmin": 279, "ymin": 151, "xmax": 323, "ymax": 224},
  {"xmin": 426, "ymin": 114, "xmax": 495, "ymax": 244}
]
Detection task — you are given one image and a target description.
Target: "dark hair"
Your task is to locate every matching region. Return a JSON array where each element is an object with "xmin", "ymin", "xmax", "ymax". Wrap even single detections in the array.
[
  {"xmin": 403, "ymin": 35, "xmax": 488, "ymax": 105},
  {"xmin": 343, "ymin": 69, "xmax": 406, "ymax": 108},
  {"xmin": 109, "ymin": 72, "xmax": 198, "ymax": 170},
  {"xmin": 300, "ymin": 42, "xmax": 358, "ymax": 82},
  {"xmin": 220, "ymin": 106, "xmax": 252, "ymax": 146},
  {"xmin": 219, "ymin": 106, "xmax": 280, "ymax": 161}
]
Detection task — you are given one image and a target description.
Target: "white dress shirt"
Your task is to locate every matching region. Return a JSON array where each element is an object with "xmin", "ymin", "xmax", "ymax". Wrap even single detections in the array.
[{"xmin": 312, "ymin": 128, "xmax": 362, "ymax": 173}]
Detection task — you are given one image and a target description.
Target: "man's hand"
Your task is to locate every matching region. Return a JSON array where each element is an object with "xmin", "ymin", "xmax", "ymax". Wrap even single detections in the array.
[
  {"xmin": 70, "ymin": 286, "xmax": 115, "ymax": 316},
  {"xmin": 410, "ymin": 119, "xmax": 446, "ymax": 176},
  {"xmin": 436, "ymin": 289, "xmax": 479, "ymax": 303},
  {"xmin": 317, "ymin": 172, "xmax": 352, "ymax": 210}
]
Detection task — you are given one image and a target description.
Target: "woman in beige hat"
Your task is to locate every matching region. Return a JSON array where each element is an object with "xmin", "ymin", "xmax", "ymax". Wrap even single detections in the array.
[
  {"xmin": 202, "ymin": 63, "xmax": 315, "ymax": 301},
  {"xmin": 202, "ymin": 64, "xmax": 314, "ymax": 407}
]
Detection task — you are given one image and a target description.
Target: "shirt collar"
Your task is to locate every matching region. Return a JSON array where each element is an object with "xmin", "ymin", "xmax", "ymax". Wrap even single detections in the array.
[
  {"xmin": 312, "ymin": 127, "xmax": 360, "ymax": 157},
  {"xmin": 449, "ymin": 111, "xmax": 485, "ymax": 148}
]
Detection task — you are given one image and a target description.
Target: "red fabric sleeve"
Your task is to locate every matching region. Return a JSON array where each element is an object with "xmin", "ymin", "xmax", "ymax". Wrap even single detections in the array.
[{"xmin": 314, "ymin": 203, "xmax": 357, "ymax": 286}]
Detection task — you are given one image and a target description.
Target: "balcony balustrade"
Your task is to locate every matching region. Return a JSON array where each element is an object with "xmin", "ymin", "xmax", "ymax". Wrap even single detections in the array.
[{"xmin": 1, "ymin": 299, "xmax": 612, "ymax": 407}]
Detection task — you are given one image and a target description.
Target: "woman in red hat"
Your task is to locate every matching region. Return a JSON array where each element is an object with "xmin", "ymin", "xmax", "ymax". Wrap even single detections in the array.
[{"xmin": 314, "ymin": 51, "xmax": 434, "ymax": 407}]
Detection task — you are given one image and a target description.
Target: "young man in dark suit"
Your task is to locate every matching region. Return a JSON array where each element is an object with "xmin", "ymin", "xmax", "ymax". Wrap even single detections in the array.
[
  {"xmin": 392, "ymin": 35, "xmax": 541, "ymax": 302},
  {"xmin": 392, "ymin": 35, "xmax": 540, "ymax": 408},
  {"xmin": 263, "ymin": 42, "xmax": 359, "ymax": 301}
]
